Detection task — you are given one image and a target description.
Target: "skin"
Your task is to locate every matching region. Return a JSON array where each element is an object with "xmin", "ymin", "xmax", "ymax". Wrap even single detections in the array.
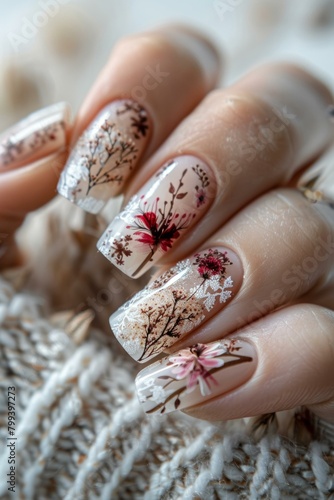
[{"xmin": 1, "ymin": 25, "xmax": 333, "ymax": 424}]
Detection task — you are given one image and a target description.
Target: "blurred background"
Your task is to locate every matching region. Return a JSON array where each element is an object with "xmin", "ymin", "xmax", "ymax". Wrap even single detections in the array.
[{"xmin": 0, "ymin": 0, "xmax": 334, "ymax": 131}]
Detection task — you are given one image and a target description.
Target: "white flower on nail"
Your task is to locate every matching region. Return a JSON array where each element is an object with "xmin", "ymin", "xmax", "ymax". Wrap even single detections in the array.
[
  {"xmin": 149, "ymin": 385, "xmax": 170, "ymax": 404},
  {"xmin": 190, "ymin": 275, "xmax": 233, "ymax": 312}
]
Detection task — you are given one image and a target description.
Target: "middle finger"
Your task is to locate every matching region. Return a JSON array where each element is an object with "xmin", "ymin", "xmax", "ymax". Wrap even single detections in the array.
[{"xmin": 98, "ymin": 63, "xmax": 332, "ymax": 277}]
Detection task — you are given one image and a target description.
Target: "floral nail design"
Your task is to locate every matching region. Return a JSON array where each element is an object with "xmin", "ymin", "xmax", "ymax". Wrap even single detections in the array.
[
  {"xmin": 98, "ymin": 156, "xmax": 216, "ymax": 277},
  {"xmin": 109, "ymin": 247, "xmax": 242, "ymax": 362},
  {"xmin": 170, "ymin": 342, "xmax": 227, "ymax": 396},
  {"xmin": 57, "ymin": 100, "xmax": 150, "ymax": 213},
  {"xmin": 0, "ymin": 102, "xmax": 70, "ymax": 169},
  {"xmin": 135, "ymin": 338, "xmax": 256, "ymax": 414}
]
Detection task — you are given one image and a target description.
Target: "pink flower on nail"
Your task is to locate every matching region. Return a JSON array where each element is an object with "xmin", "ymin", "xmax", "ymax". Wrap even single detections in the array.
[{"xmin": 169, "ymin": 342, "xmax": 226, "ymax": 396}]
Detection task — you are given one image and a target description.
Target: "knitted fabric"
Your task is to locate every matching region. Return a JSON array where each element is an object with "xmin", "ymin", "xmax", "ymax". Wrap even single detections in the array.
[{"xmin": 0, "ymin": 200, "xmax": 333, "ymax": 499}]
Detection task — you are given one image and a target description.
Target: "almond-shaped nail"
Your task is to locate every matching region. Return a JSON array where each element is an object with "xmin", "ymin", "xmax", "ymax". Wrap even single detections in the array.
[
  {"xmin": 0, "ymin": 102, "xmax": 70, "ymax": 169},
  {"xmin": 109, "ymin": 247, "xmax": 243, "ymax": 362},
  {"xmin": 97, "ymin": 156, "xmax": 216, "ymax": 277},
  {"xmin": 135, "ymin": 339, "xmax": 256, "ymax": 415},
  {"xmin": 57, "ymin": 100, "xmax": 151, "ymax": 213}
]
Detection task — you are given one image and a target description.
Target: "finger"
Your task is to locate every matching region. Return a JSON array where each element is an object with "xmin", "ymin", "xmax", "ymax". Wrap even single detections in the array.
[
  {"xmin": 98, "ymin": 63, "xmax": 333, "ymax": 278},
  {"xmin": 108, "ymin": 188, "xmax": 334, "ymax": 363},
  {"xmin": 0, "ymin": 152, "xmax": 67, "ymax": 215},
  {"xmin": 57, "ymin": 25, "xmax": 221, "ymax": 213},
  {"xmin": 0, "ymin": 103, "xmax": 71, "ymax": 269},
  {"xmin": 132, "ymin": 304, "xmax": 334, "ymax": 420},
  {"xmin": 0, "ymin": 103, "xmax": 70, "ymax": 171},
  {"xmin": 0, "ymin": 152, "xmax": 67, "ymax": 269}
]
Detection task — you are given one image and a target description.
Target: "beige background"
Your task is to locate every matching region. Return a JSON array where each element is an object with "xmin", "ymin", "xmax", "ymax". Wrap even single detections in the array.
[{"xmin": 0, "ymin": 0, "xmax": 333, "ymax": 130}]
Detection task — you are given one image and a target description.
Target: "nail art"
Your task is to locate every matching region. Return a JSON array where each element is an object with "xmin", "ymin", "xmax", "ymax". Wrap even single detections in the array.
[
  {"xmin": 98, "ymin": 156, "xmax": 216, "ymax": 277},
  {"xmin": 135, "ymin": 339, "xmax": 256, "ymax": 415},
  {"xmin": 57, "ymin": 100, "xmax": 150, "ymax": 213},
  {"xmin": 109, "ymin": 247, "xmax": 242, "ymax": 362},
  {"xmin": 0, "ymin": 102, "xmax": 70, "ymax": 169}
]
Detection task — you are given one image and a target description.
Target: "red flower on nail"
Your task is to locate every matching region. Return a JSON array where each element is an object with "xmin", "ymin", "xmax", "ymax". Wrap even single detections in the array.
[
  {"xmin": 133, "ymin": 211, "xmax": 181, "ymax": 251},
  {"xmin": 129, "ymin": 181, "xmax": 196, "ymax": 257},
  {"xmin": 194, "ymin": 248, "xmax": 232, "ymax": 280}
]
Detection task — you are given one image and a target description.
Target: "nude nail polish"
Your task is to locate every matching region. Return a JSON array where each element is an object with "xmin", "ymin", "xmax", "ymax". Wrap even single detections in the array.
[
  {"xmin": 97, "ymin": 156, "xmax": 216, "ymax": 277},
  {"xmin": 135, "ymin": 339, "xmax": 256, "ymax": 415},
  {"xmin": 109, "ymin": 247, "xmax": 243, "ymax": 362},
  {"xmin": 0, "ymin": 102, "xmax": 70, "ymax": 169},
  {"xmin": 57, "ymin": 100, "xmax": 151, "ymax": 214}
]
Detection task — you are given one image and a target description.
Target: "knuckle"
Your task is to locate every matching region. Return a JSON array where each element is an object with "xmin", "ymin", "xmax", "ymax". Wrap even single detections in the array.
[
  {"xmin": 203, "ymin": 89, "xmax": 264, "ymax": 124},
  {"xmin": 239, "ymin": 189, "xmax": 333, "ymax": 284},
  {"xmin": 289, "ymin": 304, "xmax": 334, "ymax": 363},
  {"xmin": 272, "ymin": 191, "xmax": 331, "ymax": 243},
  {"xmin": 201, "ymin": 89, "xmax": 295, "ymax": 162}
]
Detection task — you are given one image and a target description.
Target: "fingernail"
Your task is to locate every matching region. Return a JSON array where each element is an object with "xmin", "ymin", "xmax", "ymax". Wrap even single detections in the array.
[
  {"xmin": 135, "ymin": 339, "xmax": 256, "ymax": 415},
  {"xmin": 109, "ymin": 247, "xmax": 243, "ymax": 362},
  {"xmin": 57, "ymin": 100, "xmax": 151, "ymax": 213},
  {"xmin": 97, "ymin": 156, "xmax": 216, "ymax": 277},
  {"xmin": 0, "ymin": 102, "xmax": 70, "ymax": 169}
]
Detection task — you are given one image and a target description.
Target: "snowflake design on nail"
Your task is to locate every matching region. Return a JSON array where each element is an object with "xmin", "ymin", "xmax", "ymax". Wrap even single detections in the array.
[
  {"xmin": 190, "ymin": 275, "xmax": 233, "ymax": 311},
  {"xmin": 109, "ymin": 282, "xmax": 155, "ymax": 336},
  {"xmin": 189, "ymin": 249, "xmax": 233, "ymax": 311},
  {"xmin": 110, "ymin": 248, "xmax": 235, "ymax": 362}
]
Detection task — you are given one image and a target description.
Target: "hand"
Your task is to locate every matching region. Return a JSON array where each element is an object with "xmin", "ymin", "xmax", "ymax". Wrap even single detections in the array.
[{"xmin": 2, "ymin": 25, "xmax": 334, "ymax": 427}]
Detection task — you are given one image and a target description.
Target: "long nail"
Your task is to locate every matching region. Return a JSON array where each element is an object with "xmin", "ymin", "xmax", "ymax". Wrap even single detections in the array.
[
  {"xmin": 57, "ymin": 100, "xmax": 151, "ymax": 213},
  {"xmin": 98, "ymin": 156, "xmax": 216, "ymax": 277},
  {"xmin": 135, "ymin": 339, "xmax": 256, "ymax": 415},
  {"xmin": 0, "ymin": 102, "xmax": 70, "ymax": 169},
  {"xmin": 109, "ymin": 247, "xmax": 243, "ymax": 362}
]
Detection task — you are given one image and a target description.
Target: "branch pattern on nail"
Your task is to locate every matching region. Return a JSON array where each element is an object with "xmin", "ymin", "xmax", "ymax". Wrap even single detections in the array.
[
  {"xmin": 135, "ymin": 339, "xmax": 255, "ymax": 415},
  {"xmin": 0, "ymin": 102, "xmax": 70, "ymax": 169},
  {"xmin": 0, "ymin": 122, "xmax": 65, "ymax": 165},
  {"xmin": 98, "ymin": 156, "xmax": 216, "ymax": 276},
  {"xmin": 58, "ymin": 100, "xmax": 150, "ymax": 213},
  {"xmin": 109, "ymin": 247, "xmax": 241, "ymax": 362}
]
